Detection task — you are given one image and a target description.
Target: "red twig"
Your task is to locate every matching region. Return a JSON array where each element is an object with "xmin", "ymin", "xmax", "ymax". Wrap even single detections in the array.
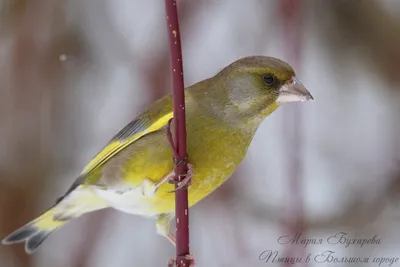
[{"xmin": 164, "ymin": 0, "xmax": 193, "ymax": 266}]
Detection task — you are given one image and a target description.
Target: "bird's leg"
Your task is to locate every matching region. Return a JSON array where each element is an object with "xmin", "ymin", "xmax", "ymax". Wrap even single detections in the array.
[
  {"xmin": 165, "ymin": 118, "xmax": 193, "ymax": 192},
  {"xmin": 168, "ymin": 163, "xmax": 194, "ymax": 192},
  {"xmin": 157, "ymin": 214, "xmax": 196, "ymax": 267},
  {"xmin": 140, "ymin": 163, "xmax": 194, "ymax": 197},
  {"xmin": 156, "ymin": 213, "xmax": 176, "ymax": 246},
  {"xmin": 140, "ymin": 170, "xmax": 175, "ymax": 197}
]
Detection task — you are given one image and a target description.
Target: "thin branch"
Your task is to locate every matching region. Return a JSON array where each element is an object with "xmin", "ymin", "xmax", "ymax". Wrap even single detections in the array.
[{"xmin": 164, "ymin": 0, "xmax": 193, "ymax": 267}]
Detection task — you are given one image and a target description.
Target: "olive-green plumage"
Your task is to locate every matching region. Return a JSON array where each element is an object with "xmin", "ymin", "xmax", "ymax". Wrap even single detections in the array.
[{"xmin": 2, "ymin": 56, "xmax": 313, "ymax": 253}]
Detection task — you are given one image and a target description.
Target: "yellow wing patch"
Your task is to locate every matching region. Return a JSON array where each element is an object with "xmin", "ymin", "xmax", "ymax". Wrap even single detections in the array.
[{"xmin": 81, "ymin": 112, "xmax": 173, "ymax": 176}]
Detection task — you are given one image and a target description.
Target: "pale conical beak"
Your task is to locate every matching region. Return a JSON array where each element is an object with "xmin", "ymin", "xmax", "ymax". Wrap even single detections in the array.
[{"xmin": 276, "ymin": 76, "xmax": 314, "ymax": 103}]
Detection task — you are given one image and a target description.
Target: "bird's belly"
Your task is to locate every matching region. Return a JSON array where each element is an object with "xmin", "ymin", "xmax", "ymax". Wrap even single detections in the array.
[
  {"xmin": 92, "ymin": 186, "xmax": 159, "ymax": 217},
  {"xmin": 150, "ymin": 164, "xmax": 238, "ymax": 214}
]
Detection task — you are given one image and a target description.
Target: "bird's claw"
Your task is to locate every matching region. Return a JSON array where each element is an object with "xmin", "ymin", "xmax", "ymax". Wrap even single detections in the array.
[{"xmin": 168, "ymin": 163, "xmax": 194, "ymax": 193}]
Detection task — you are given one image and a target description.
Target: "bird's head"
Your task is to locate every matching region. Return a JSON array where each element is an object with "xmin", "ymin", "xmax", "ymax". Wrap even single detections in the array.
[{"xmin": 215, "ymin": 56, "xmax": 313, "ymax": 123}]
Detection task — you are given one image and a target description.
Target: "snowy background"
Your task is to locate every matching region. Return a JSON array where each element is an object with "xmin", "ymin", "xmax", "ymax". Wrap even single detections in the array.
[{"xmin": 1, "ymin": 0, "xmax": 400, "ymax": 266}]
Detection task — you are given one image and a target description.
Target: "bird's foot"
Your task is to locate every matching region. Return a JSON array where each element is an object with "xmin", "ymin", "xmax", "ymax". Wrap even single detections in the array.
[
  {"xmin": 168, "ymin": 254, "xmax": 196, "ymax": 267},
  {"xmin": 148, "ymin": 163, "xmax": 194, "ymax": 195},
  {"xmin": 168, "ymin": 163, "xmax": 194, "ymax": 192}
]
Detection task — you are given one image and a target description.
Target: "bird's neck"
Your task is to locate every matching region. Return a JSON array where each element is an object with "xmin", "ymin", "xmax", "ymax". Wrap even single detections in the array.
[{"xmin": 186, "ymin": 78, "xmax": 280, "ymax": 130}]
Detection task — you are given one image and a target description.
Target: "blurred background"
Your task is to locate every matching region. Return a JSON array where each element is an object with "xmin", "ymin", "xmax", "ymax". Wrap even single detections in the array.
[{"xmin": 1, "ymin": 0, "xmax": 400, "ymax": 266}]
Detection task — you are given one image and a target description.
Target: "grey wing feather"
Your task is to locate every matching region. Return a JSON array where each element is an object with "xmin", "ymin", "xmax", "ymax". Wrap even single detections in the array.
[{"xmin": 111, "ymin": 118, "xmax": 148, "ymax": 141}]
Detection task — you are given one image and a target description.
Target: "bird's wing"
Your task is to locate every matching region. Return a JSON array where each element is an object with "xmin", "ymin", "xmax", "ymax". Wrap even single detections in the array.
[
  {"xmin": 81, "ymin": 94, "xmax": 173, "ymax": 177},
  {"xmin": 55, "ymin": 95, "xmax": 173, "ymax": 204},
  {"xmin": 26, "ymin": 94, "xmax": 176, "ymax": 247}
]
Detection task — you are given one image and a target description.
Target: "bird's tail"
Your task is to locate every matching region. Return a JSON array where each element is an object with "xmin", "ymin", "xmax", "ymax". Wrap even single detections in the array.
[
  {"xmin": 2, "ymin": 207, "xmax": 68, "ymax": 254},
  {"xmin": 2, "ymin": 185, "xmax": 109, "ymax": 253}
]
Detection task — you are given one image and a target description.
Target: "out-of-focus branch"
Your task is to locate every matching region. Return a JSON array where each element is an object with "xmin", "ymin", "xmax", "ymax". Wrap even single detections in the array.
[
  {"xmin": 0, "ymin": 0, "xmax": 69, "ymax": 263},
  {"xmin": 280, "ymin": 0, "xmax": 306, "ymax": 266},
  {"xmin": 0, "ymin": 0, "xmax": 24, "ymax": 32},
  {"xmin": 317, "ymin": 0, "xmax": 400, "ymax": 86}
]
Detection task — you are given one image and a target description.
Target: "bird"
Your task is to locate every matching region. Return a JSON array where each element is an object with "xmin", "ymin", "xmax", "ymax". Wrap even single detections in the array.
[{"xmin": 2, "ymin": 56, "xmax": 313, "ymax": 254}]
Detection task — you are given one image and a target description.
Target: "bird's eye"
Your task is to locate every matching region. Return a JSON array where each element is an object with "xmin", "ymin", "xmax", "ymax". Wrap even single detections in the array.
[{"xmin": 263, "ymin": 75, "xmax": 275, "ymax": 85}]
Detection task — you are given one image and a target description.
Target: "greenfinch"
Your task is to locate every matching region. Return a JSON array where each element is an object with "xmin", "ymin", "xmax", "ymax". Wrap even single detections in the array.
[{"xmin": 2, "ymin": 56, "xmax": 313, "ymax": 253}]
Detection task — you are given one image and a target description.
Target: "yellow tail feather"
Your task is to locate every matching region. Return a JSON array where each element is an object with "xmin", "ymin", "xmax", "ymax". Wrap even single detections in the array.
[{"xmin": 2, "ymin": 208, "xmax": 68, "ymax": 254}]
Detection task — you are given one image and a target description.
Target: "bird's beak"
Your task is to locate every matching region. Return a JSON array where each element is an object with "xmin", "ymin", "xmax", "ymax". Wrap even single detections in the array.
[{"xmin": 276, "ymin": 76, "xmax": 314, "ymax": 103}]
